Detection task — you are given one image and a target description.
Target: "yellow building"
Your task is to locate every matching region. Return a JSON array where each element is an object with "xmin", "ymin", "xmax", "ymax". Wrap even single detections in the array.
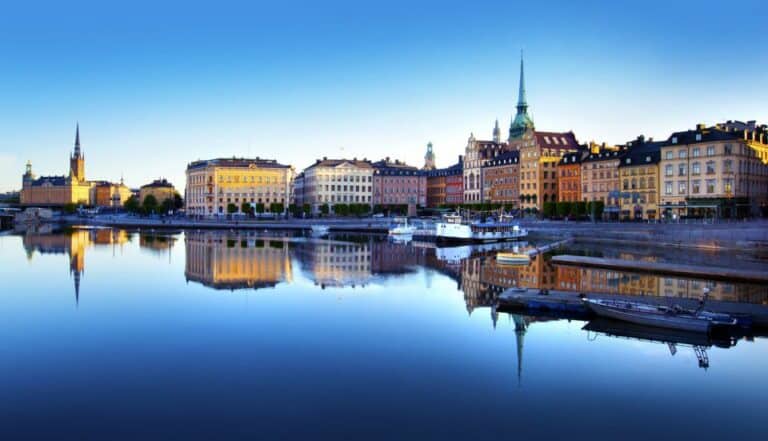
[
  {"xmin": 618, "ymin": 137, "xmax": 662, "ymax": 220},
  {"xmin": 185, "ymin": 157, "xmax": 294, "ymax": 217},
  {"xmin": 20, "ymin": 124, "xmax": 127, "ymax": 208},
  {"xmin": 139, "ymin": 179, "xmax": 177, "ymax": 206},
  {"xmin": 659, "ymin": 123, "xmax": 768, "ymax": 219},
  {"xmin": 580, "ymin": 147, "xmax": 624, "ymax": 220}
]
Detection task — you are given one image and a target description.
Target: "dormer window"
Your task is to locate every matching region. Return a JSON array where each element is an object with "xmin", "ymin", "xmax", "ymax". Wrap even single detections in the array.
[
  {"xmin": 672, "ymin": 136, "xmax": 678, "ymax": 144},
  {"xmin": 695, "ymin": 134, "xmax": 702, "ymax": 141},
  {"xmin": 625, "ymin": 158, "xmax": 631, "ymax": 164}
]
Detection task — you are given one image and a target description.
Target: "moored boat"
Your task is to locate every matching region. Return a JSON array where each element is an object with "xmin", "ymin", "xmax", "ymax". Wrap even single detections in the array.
[
  {"xmin": 583, "ymin": 298, "xmax": 736, "ymax": 333},
  {"xmin": 388, "ymin": 217, "xmax": 416, "ymax": 236},
  {"xmin": 496, "ymin": 252, "xmax": 530, "ymax": 265},
  {"xmin": 435, "ymin": 214, "xmax": 527, "ymax": 243},
  {"xmin": 310, "ymin": 225, "xmax": 330, "ymax": 236}
]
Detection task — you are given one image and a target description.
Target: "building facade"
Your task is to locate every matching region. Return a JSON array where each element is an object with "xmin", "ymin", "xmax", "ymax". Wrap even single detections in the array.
[
  {"xmin": 463, "ymin": 127, "xmax": 510, "ymax": 204},
  {"xmin": 581, "ymin": 149, "xmax": 624, "ymax": 219},
  {"xmin": 185, "ymin": 158, "xmax": 294, "ymax": 216},
  {"xmin": 482, "ymin": 150, "xmax": 519, "ymax": 206},
  {"xmin": 302, "ymin": 158, "xmax": 374, "ymax": 214},
  {"xmin": 423, "ymin": 142, "xmax": 436, "ymax": 170},
  {"xmin": 139, "ymin": 179, "xmax": 178, "ymax": 205},
  {"xmin": 426, "ymin": 159, "xmax": 463, "ymax": 207},
  {"xmin": 292, "ymin": 172, "xmax": 305, "ymax": 208},
  {"xmin": 618, "ymin": 136, "xmax": 662, "ymax": 220},
  {"xmin": 371, "ymin": 158, "xmax": 426, "ymax": 207},
  {"xmin": 659, "ymin": 124, "xmax": 768, "ymax": 219},
  {"xmin": 557, "ymin": 151, "xmax": 584, "ymax": 203},
  {"xmin": 93, "ymin": 180, "xmax": 132, "ymax": 208}
]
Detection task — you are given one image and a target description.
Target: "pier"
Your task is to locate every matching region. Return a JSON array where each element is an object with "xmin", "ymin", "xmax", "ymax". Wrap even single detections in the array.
[{"xmin": 551, "ymin": 255, "xmax": 768, "ymax": 284}]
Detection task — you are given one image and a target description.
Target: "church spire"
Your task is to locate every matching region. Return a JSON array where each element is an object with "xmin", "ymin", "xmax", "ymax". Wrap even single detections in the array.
[
  {"xmin": 493, "ymin": 119, "xmax": 501, "ymax": 143},
  {"xmin": 508, "ymin": 50, "xmax": 535, "ymax": 140},
  {"xmin": 74, "ymin": 123, "xmax": 81, "ymax": 158},
  {"xmin": 517, "ymin": 51, "xmax": 528, "ymax": 114}
]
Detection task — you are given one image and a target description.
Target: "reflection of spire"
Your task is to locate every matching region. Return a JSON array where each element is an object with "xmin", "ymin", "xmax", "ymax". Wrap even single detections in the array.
[
  {"xmin": 512, "ymin": 314, "xmax": 527, "ymax": 387},
  {"xmin": 491, "ymin": 304, "xmax": 498, "ymax": 329},
  {"xmin": 72, "ymin": 269, "xmax": 81, "ymax": 307}
]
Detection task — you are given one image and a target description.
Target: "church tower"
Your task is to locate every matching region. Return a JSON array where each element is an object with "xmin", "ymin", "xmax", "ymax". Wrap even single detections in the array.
[
  {"xmin": 70, "ymin": 123, "xmax": 85, "ymax": 182},
  {"xmin": 508, "ymin": 51, "xmax": 535, "ymax": 141},
  {"xmin": 493, "ymin": 119, "xmax": 501, "ymax": 143},
  {"xmin": 423, "ymin": 142, "xmax": 436, "ymax": 170}
]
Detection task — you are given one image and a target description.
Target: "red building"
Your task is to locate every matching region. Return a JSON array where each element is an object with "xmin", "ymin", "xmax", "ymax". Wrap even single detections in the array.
[
  {"xmin": 557, "ymin": 151, "xmax": 585, "ymax": 202},
  {"xmin": 427, "ymin": 159, "xmax": 463, "ymax": 207},
  {"xmin": 371, "ymin": 158, "xmax": 426, "ymax": 207}
]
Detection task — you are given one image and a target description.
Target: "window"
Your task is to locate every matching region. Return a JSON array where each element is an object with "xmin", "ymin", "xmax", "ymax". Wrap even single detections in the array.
[
  {"xmin": 678, "ymin": 164, "xmax": 686, "ymax": 176},
  {"xmin": 665, "ymin": 182, "xmax": 672, "ymax": 195},
  {"xmin": 706, "ymin": 179, "xmax": 716, "ymax": 194},
  {"xmin": 678, "ymin": 181, "xmax": 686, "ymax": 195},
  {"xmin": 706, "ymin": 145, "xmax": 715, "ymax": 156},
  {"xmin": 724, "ymin": 144, "xmax": 732, "ymax": 155},
  {"xmin": 665, "ymin": 151, "xmax": 673, "ymax": 160},
  {"xmin": 665, "ymin": 165, "xmax": 673, "ymax": 177},
  {"xmin": 724, "ymin": 178, "xmax": 734, "ymax": 194},
  {"xmin": 723, "ymin": 160, "xmax": 733, "ymax": 173},
  {"xmin": 706, "ymin": 161, "xmax": 716, "ymax": 174},
  {"xmin": 678, "ymin": 150, "xmax": 687, "ymax": 159},
  {"xmin": 692, "ymin": 180, "xmax": 700, "ymax": 194},
  {"xmin": 692, "ymin": 162, "xmax": 700, "ymax": 175},
  {"xmin": 692, "ymin": 147, "xmax": 700, "ymax": 158}
]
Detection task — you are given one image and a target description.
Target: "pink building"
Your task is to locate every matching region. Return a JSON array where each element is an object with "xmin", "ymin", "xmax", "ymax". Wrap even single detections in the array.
[{"xmin": 372, "ymin": 158, "xmax": 427, "ymax": 207}]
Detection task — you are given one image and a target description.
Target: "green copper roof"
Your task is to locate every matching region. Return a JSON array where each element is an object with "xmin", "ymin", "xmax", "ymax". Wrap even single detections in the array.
[{"xmin": 509, "ymin": 51, "xmax": 534, "ymax": 140}]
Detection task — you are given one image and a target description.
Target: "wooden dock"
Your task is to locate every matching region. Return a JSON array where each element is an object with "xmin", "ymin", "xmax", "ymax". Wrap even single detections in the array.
[
  {"xmin": 498, "ymin": 288, "xmax": 768, "ymax": 328},
  {"xmin": 551, "ymin": 255, "xmax": 768, "ymax": 284}
]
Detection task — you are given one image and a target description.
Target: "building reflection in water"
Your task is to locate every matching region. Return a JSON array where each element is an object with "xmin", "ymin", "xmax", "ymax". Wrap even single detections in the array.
[
  {"xmin": 22, "ymin": 227, "xmax": 130, "ymax": 305},
  {"xmin": 185, "ymin": 231, "xmax": 292, "ymax": 290}
]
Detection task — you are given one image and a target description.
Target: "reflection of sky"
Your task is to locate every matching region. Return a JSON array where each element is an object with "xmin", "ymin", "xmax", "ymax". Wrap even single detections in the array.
[{"xmin": 1, "ymin": 231, "xmax": 767, "ymax": 438}]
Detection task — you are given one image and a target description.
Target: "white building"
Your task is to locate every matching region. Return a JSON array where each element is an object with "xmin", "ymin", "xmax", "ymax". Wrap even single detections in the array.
[{"xmin": 302, "ymin": 158, "xmax": 373, "ymax": 214}]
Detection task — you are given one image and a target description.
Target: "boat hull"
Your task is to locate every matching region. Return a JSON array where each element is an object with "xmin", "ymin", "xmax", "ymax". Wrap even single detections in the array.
[{"xmin": 585, "ymin": 300, "xmax": 711, "ymax": 333}]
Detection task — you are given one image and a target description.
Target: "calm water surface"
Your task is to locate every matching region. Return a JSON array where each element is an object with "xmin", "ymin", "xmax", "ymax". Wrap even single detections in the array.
[{"xmin": 2, "ymin": 227, "xmax": 767, "ymax": 440}]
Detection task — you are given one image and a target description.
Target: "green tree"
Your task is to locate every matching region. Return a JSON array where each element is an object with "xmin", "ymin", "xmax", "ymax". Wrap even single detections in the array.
[
  {"xmin": 241, "ymin": 202, "xmax": 253, "ymax": 216},
  {"xmin": 62, "ymin": 202, "xmax": 78, "ymax": 214},
  {"xmin": 556, "ymin": 201, "xmax": 572, "ymax": 218},
  {"xmin": 587, "ymin": 200, "xmax": 605, "ymax": 220},
  {"xmin": 302, "ymin": 203, "xmax": 311, "ymax": 216},
  {"xmin": 173, "ymin": 192, "xmax": 184, "ymax": 210},
  {"xmin": 161, "ymin": 198, "xmax": 175, "ymax": 215},
  {"xmin": 543, "ymin": 201, "xmax": 556, "ymax": 218},
  {"xmin": 333, "ymin": 204, "xmax": 349, "ymax": 216},
  {"xmin": 143, "ymin": 194, "xmax": 159, "ymax": 215},
  {"xmin": 255, "ymin": 203, "xmax": 265, "ymax": 214},
  {"xmin": 319, "ymin": 203, "xmax": 329, "ymax": 215},
  {"xmin": 270, "ymin": 202, "xmax": 284, "ymax": 214},
  {"xmin": 227, "ymin": 203, "xmax": 238, "ymax": 214},
  {"xmin": 574, "ymin": 201, "xmax": 587, "ymax": 218},
  {"xmin": 124, "ymin": 195, "xmax": 140, "ymax": 213}
]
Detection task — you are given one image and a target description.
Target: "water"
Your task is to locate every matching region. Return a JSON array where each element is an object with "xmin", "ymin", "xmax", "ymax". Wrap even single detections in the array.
[{"xmin": 2, "ymin": 227, "xmax": 767, "ymax": 440}]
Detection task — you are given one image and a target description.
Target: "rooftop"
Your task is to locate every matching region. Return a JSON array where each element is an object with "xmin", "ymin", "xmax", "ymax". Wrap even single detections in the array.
[{"xmin": 187, "ymin": 157, "xmax": 291, "ymax": 170}]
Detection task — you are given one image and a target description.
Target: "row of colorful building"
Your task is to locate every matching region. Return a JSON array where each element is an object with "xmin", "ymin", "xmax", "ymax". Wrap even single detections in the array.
[{"xmin": 19, "ymin": 56, "xmax": 768, "ymax": 219}]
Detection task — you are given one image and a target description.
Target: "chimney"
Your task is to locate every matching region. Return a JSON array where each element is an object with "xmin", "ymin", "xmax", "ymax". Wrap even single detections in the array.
[
  {"xmin": 323, "ymin": 156, "xmax": 327, "ymax": 160},
  {"xmin": 696, "ymin": 123, "xmax": 706, "ymax": 130}
]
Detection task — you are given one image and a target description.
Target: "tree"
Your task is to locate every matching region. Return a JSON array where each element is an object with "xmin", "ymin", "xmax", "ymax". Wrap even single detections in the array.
[
  {"xmin": 161, "ymin": 198, "xmax": 175, "ymax": 215},
  {"xmin": 319, "ymin": 204, "xmax": 329, "ymax": 215},
  {"xmin": 227, "ymin": 203, "xmax": 238, "ymax": 214},
  {"xmin": 255, "ymin": 203, "xmax": 265, "ymax": 214},
  {"xmin": 543, "ymin": 201, "xmax": 556, "ymax": 218},
  {"xmin": 173, "ymin": 192, "xmax": 184, "ymax": 210},
  {"xmin": 574, "ymin": 201, "xmax": 587, "ymax": 218},
  {"xmin": 333, "ymin": 204, "xmax": 349, "ymax": 216},
  {"xmin": 302, "ymin": 203, "xmax": 311, "ymax": 216},
  {"xmin": 142, "ymin": 195, "xmax": 159, "ymax": 215},
  {"xmin": 241, "ymin": 202, "xmax": 253, "ymax": 216},
  {"xmin": 62, "ymin": 202, "xmax": 77, "ymax": 214},
  {"xmin": 124, "ymin": 196, "xmax": 140, "ymax": 213},
  {"xmin": 556, "ymin": 201, "xmax": 572, "ymax": 218},
  {"xmin": 587, "ymin": 200, "xmax": 605, "ymax": 220},
  {"xmin": 270, "ymin": 202, "xmax": 284, "ymax": 214}
]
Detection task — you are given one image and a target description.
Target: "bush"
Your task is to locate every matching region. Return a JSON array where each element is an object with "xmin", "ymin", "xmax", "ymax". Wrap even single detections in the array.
[
  {"xmin": 556, "ymin": 201, "xmax": 572, "ymax": 218},
  {"xmin": 63, "ymin": 202, "xmax": 78, "ymax": 214},
  {"xmin": 269, "ymin": 202, "xmax": 284, "ymax": 214},
  {"xmin": 241, "ymin": 202, "xmax": 253, "ymax": 215},
  {"xmin": 143, "ymin": 195, "xmax": 159, "ymax": 215},
  {"xmin": 227, "ymin": 203, "xmax": 238, "ymax": 214},
  {"xmin": 543, "ymin": 201, "xmax": 556, "ymax": 218},
  {"xmin": 320, "ymin": 204, "xmax": 329, "ymax": 215},
  {"xmin": 124, "ymin": 196, "xmax": 140, "ymax": 213}
]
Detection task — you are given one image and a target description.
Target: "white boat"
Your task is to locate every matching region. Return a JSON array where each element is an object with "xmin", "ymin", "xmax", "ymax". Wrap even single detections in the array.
[
  {"xmin": 310, "ymin": 225, "xmax": 330, "ymax": 235},
  {"xmin": 388, "ymin": 217, "xmax": 416, "ymax": 236},
  {"xmin": 496, "ymin": 252, "xmax": 531, "ymax": 265},
  {"xmin": 583, "ymin": 298, "xmax": 736, "ymax": 333},
  {"xmin": 435, "ymin": 214, "xmax": 528, "ymax": 243}
]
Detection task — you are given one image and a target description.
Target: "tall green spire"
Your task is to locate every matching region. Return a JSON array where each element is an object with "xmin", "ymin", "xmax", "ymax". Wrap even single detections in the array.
[{"xmin": 509, "ymin": 50, "xmax": 535, "ymax": 140}]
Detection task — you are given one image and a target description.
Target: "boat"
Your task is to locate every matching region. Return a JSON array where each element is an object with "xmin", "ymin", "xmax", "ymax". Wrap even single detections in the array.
[
  {"xmin": 496, "ymin": 252, "xmax": 530, "ymax": 265},
  {"xmin": 310, "ymin": 225, "xmax": 330, "ymax": 236},
  {"xmin": 388, "ymin": 217, "xmax": 416, "ymax": 236},
  {"xmin": 435, "ymin": 213, "xmax": 528, "ymax": 243},
  {"xmin": 583, "ymin": 298, "xmax": 737, "ymax": 333}
]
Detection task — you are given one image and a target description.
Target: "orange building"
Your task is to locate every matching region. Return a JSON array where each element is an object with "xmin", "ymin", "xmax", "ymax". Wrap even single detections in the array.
[{"xmin": 557, "ymin": 151, "xmax": 584, "ymax": 202}]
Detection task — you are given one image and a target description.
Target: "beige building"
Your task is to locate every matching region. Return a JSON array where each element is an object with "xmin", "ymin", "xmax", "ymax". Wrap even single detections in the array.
[
  {"xmin": 302, "ymin": 158, "xmax": 373, "ymax": 214},
  {"xmin": 93, "ymin": 180, "xmax": 132, "ymax": 208},
  {"xmin": 185, "ymin": 158, "xmax": 294, "ymax": 216},
  {"xmin": 515, "ymin": 131, "xmax": 581, "ymax": 212},
  {"xmin": 618, "ymin": 137, "xmax": 662, "ymax": 220},
  {"xmin": 580, "ymin": 148, "xmax": 624, "ymax": 220},
  {"xmin": 139, "ymin": 179, "xmax": 177, "ymax": 205},
  {"xmin": 659, "ymin": 124, "xmax": 768, "ymax": 219}
]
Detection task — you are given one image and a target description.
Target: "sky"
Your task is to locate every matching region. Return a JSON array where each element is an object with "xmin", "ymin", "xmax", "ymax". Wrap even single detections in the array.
[{"xmin": 1, "ymin": 0, "xmax": 766, "ymax": 192}]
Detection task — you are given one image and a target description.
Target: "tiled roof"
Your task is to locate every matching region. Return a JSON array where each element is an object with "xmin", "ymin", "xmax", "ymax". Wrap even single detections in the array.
[
  {"xmin": 582, "ymin": 148, "xmax": 627, "ymax": 163},
  {"xmin": 141, "ymin": 179, "xmax": 175, "ymax": 189},
  {"xmin": 534, "ymin": 131, "xmax": 580, "ymax": 150},
  {"xmin": 29, "ymin": 176, "xmax": 67, "ymax": 187},
  {"xmin": 306, "ymin": 158, "xmax": 373, "ymax": 170},
  {"xmin": 619, "ymin": 136, "xmax": 663, "ymax": 167},
  {"xmin": 664, "ymin": 125, "xmax": 749, "ymax": 146},
  {"xmin": 427, "ymin": 162, "xmax": 463, "ymax": 177},
  {"xmin": 187, "ymin": 157, "xmax": 290, "ymax": 170},
  {"xmin": 483, "ymin": 150, "xmax": 520, "ymax": 167},
  {"xmin": 557, "ymin": 150, "xmax": 586, "ymax": 166}
]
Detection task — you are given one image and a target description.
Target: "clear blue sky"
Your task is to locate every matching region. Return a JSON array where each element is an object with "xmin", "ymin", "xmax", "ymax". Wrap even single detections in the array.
[{"xmin": 1, "ymin": 0, "xmax": 766, "ymax": 192}]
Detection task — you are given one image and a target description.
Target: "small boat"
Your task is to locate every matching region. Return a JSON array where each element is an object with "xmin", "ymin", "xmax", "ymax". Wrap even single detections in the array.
[
  {"xmin": 310, "ymin": 225, "xmax": 330, "ymax": 236},
  {"xmin": 583, "ymin": 298, "xmax": 737, "ymax": 333},
  {"xmin": 388, "ymin": 217, "xmax": 416, "ymax": 236},
  {"xmin": 496, "ymin": 252, "xmax": 530, "ymax": 265}
]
